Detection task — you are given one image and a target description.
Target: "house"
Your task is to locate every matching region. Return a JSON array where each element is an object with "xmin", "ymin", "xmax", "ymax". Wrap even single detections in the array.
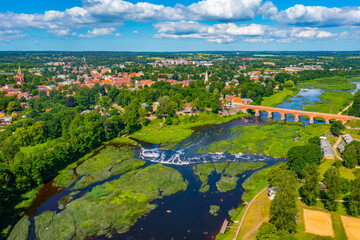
[
  {"xmin": 320, "ymin": 137, "xmax": 334, "ymax": 159},
  {"xmin": 232, "ymin": 97, "xmax": 254, "ymax": 105},
  {"xmin": 337, "ymin": 142, "xmax": 346, "ymax": 155},
  {"xmin": 183, "ymin": 103, "xmax": 192, "ymax": 114},
  {"xmin": 343, "ymin": 134, "xmax": 354, "ymax": 145},
  {"xmin": 0, "ymin": 116, "xmax": 13, "ymax": 126},
  {"xmin": 268, "ymin": 186, "xmax": 276, "ymax": 200}
]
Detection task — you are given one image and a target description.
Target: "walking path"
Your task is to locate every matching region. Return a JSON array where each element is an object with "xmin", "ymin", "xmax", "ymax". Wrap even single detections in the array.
[
  {"xmin": 333, "ymin": 135, "xmax": 343, "ymax": 161},
  {"xmin": 233, "ymin": 186, "xmax": 268, "ymax": 240},
  {"xmin": 338, "ymin": 102, "xmax": 353, "ymax": 115}
]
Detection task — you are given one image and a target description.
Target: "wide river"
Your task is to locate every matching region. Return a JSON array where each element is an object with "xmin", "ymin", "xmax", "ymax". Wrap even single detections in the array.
[{"xmin": 14, "ymin": 82, "xmax": 360, "ymax": 240}]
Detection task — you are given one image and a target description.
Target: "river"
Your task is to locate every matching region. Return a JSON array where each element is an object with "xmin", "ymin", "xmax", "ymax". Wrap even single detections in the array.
[{"xmin": 11, "ymin": 81, "xmax": 360, "ymax": 240}]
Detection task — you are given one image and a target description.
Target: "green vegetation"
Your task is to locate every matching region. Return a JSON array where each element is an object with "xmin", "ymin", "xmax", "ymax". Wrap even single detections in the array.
[
  {"xmin": 54, "ymin": 145, "xmax": 145, "ymax": 189},
  {"xmin": 112, "ymin": 137, "xmax": 139, "ymax": 145},
  {"xmin": 216, "ymin": 176, "xmax": 239, "ymax": 192},
  {"xmin": 224, "ymin": 162, "xmax": 267, "ymax": 177},
  {"xmin": 193, "ymin": 163, "xmax": 215, "ymax": 193},
  {"xmin": 261, "ymin": 88, "xmax": 299, "ymax": 107},
  {"xmin": 197, "ymin": 147, "xmax": 205, "ymax": 154},
  {"xmin": 209, "ymin": 205, "xmax": 220, "ymax": 216},
  {"xmin": 74, "ymin": 146, "xmax": 145, "ymax": 189},
  {"xmin": 298, "ymin": 77, "xmax": 357, "ymax": 91},
  {"xmin": 208, "ymin": 123, "xmax": 301, "ymax": 158},
  {"xmin": 304, "ymin": 91, "xmax": 353, "ymax": 114},
  {"xmin": 130, "ymin": 112, "xmax": 248, "ymax": 146},
  {"xmin": 346, "ymin": 119, "xmax": 360, "ymax": 129},
  {"xmin": 34, "ymin": 164, "xmax": 187, "ymax": 239},
  {"xmin": 193, "ymin": 162, "xmax": 266, "ymax": 193},
  {"xmin": 241, "ymin": 167, "xmax": 272, "ymax": 202},
  {"xmin": 213, "ymin": 162, "xmax": 228, "ymax": 174},
  {"xmin": 268, "ymin": 164, "xmax": 298, "ymax": 233},
  {"xmin": 349, "ymin": 89, "xmax": 360, "ymax": 117},
  {"xmin": 7, "ymin": 216, "xmax": 30, "ymax": 240}
]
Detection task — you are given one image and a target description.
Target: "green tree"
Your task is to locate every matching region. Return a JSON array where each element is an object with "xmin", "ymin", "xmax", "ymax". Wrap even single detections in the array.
[
  {"xmin": 349, "ymin": 176, "xmax": 360, "ymax": 216},
  {"xmin": 324, "ymin": 167, "xmax": 341, "ymax": 211},
  {"xmin": 343, "ymin": 144, "xmax": 358, "ymax": 169},
  {"xmin": 330, "ymin": 121, "xmax": 345, "ymax": 137},
  {"xmin": 268, "ymin": 164, "xmax": 298, "ymax": 233},
  {"xmin": 256, "ymin": 222, "xmax": 296, "ymax": 240},
  {"xmin": 301, "ymin": 164, "xmax": 320, "ymax": 206}
]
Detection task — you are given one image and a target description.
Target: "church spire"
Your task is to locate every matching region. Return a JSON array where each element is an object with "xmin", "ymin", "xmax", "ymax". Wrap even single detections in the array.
[{"xmin": 205, "ymin": 70, "xmax": 209, "ymax": 83}]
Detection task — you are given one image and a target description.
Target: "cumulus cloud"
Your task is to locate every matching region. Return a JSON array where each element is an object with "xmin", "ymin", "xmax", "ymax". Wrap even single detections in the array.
[
  {"xmin": 79, "ymin": 27, "xmax": 117, "ymax": 37},
  {"xmin": 0, "ymin": 30, "xmax": 26, "ymax": 42},
  {"xmin": 0, "ymin": 0, "xmax": 270, "ymax": 38},
  {"xmin": 154, "ymin": 21, "xmax": 336, "ymax": 43},
  {"xmin": 274, "ymin": 5, "xmax": 360, "ymax": 27},
  {"xmin": 186, "ymin": 0, "xmax": 262, "ymax": 21}
]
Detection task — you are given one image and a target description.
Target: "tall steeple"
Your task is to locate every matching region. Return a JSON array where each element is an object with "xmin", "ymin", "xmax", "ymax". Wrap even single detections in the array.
[{"xmin": 205, "ymin": 70, "xmax": 209, "ymax": 83}]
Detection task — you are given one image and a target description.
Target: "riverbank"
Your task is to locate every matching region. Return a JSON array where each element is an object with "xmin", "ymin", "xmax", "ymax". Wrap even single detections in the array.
[
  {"xmin": 216, "ymin": 166, "xmax": 274, "ymax": 240},
  {"xmin": 303, "ymin": 91, "xmax": 353, "ymax": 114},
  {"xmin": 261, "ymin": 88, "xmax": 300, "ymax": 107},
  {"xmin": 130, "ymin": 111, "xmax": 249, "ymax": 147}
]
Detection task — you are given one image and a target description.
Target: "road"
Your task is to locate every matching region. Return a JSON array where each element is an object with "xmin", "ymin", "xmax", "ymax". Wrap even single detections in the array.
[{"xmin": 233, "ymin": 186, "xmax": 268, "ymax": 240}]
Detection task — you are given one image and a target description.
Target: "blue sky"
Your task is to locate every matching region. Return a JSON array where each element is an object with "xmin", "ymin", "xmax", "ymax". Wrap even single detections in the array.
[{"xmin": 0, "ymin": 0, "xmax": 359, "ymax": 51}]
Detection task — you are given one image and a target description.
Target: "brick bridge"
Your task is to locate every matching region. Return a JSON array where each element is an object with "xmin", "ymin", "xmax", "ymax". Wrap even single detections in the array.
[{"xmin": 239, "ymin": 104, "xmax": 356, "ymax": 124}]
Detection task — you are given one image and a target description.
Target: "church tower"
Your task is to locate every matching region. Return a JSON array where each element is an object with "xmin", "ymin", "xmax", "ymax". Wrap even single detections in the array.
[
  {"xmin": 205, "ymin": 70, "xmax": 209, "ymax": 83},
  {"xmin": 14, "ymin": 64, "xmax": 25, "ymax": 83}
]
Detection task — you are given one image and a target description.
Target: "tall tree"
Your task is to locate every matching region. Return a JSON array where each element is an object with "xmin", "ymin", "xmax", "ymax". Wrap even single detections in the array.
[
  {"xmin": 268, "ymin": 164, "xmax": 298, "ymax": 233},
  {"xmin": 324, "ymin": 167, "xmax": 341, "ymax": 211},
  {"xmin": 301, "ymin": 164, "xmax": 320, "ymax": 206},
  {"xmin": 343, "ymin": 144, "xmax": 358, "ymax": 169},
  {"xmin": 349, "ymin": 176, "xmax": 360, "ymax": 216}
]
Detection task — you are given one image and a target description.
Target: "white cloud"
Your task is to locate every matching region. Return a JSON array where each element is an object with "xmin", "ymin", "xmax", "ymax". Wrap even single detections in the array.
[
  {"xmin": 186, "ymin": 0, "xmax": 262, "ymax": 21},
  {"xmin": 274, "ymin": 5, "xmax": 360, "ymax": 27},
  {"xmin": 79, "ymin": 27, "xmax": 117, "ymax": 37},
  {"xmin": 154, "ymin": 21, "xmax": 336, "ymax": 43}
]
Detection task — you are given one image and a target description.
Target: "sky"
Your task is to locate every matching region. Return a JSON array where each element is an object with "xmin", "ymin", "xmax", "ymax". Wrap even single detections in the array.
[{"xmin": 0, "ymin": 0, "xmax": 360, "ymax": 51}]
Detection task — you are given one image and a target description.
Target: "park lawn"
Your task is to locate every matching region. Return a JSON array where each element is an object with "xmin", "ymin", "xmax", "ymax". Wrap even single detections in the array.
[
  {"xmin": 261, "ymin": 88, "xmax": 299, "ymax": 107},
  {"xmin": 318, "ymin": 158, "xmax": 355, "ymax": 180},
  {"xmin": 295, "ymin": 200, "xmax": 348, "ymax": 240},
  {"xmin": 298, "ymin": 77, "xmax": 357, "ymax": 91},
  {"xmin": 241, "ymin": 167, "xmax": 272, "ymax": 203},
  {"xmin": 130, "ymin": 112, "xmax": 247, "ymax": 145},
  {"xmin": 237, "ymin": 190, "xmax": 271, "ymax": 240},
  {"xmin": 304, "ymin": 91, "xmax": 353, "ymax": 114}
]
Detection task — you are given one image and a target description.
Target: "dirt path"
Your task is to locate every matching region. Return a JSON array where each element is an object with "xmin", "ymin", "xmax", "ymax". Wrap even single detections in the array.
[
  {"xmin": 333, "ymin": 135, "xmax": 343, "ymax": 161},
  {"xmin": 241, "ymin": 217, "xmax": 269, "ymax": 240},
  {"xmin": 338, "ymin": 102, "xmax": 353, "ymax": 115},
  {"xmin": 233, "ymin": 186, "xmax": 268, "ymax": 240}
]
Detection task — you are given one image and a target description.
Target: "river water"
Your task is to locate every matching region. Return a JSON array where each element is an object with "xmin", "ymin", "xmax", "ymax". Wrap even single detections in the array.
[{"xmin": 14, "ymin": 82, "xmax": 360, "ymax": 240}]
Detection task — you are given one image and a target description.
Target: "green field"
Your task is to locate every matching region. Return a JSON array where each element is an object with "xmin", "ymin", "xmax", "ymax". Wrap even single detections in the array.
[
  {"xmin": 298, "ymin": 77, "xmax": 357, "ymax": 91},
  {"xmin": 261, "ymin": 88, "xmax": 299, "ymax": 107}
]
